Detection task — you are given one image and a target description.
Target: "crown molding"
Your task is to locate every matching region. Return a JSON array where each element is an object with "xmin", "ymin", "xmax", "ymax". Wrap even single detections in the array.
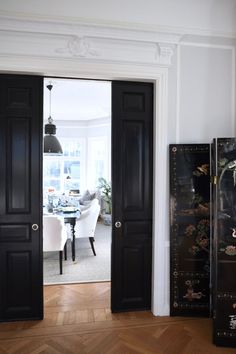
[
  {"xmin": 0, "ymin": 11, "xmax": 235, "ymax": 70},
  {"xmin": 0, "ymin": 10, "xmax": 236, "ymax": 40},
  {"xmin": 0, "ymin": 13, "xmax": 182, "ymax": 67},
  {"xmin": 0, "ymin": 11, "xmax": 183, "ymax": 44}
]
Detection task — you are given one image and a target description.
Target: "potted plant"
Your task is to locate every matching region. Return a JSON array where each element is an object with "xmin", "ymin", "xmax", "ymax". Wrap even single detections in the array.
[{"xmin": 98, "ymin": 177, "xmax": 112, "ymax": 225}]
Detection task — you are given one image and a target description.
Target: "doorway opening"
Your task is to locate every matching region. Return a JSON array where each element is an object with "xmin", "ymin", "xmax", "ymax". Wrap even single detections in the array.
[
  {"xmin": 42, "ymin": 77, "xmax": 112, "ymax": 285},
  {"xmin": 0, "ymin": 74, "xmax": 154, "ymax": 321}
]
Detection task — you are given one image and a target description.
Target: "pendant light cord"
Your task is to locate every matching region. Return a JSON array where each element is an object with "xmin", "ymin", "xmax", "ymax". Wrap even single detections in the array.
[{"xmin": 47, "ymin": 84, "xmax": 53, "ymax": 124}]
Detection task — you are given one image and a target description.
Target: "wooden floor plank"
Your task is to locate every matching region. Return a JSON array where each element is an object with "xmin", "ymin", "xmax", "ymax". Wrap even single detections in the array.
[{"xmin": 0, "ymin": 282, "xmax": 235, "ymax": 353}]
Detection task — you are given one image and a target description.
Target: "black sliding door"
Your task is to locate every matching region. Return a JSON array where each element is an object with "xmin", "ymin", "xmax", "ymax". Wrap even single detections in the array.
[
  {"xmin": 0, "ymin": 75, "xmax": 43, "ymax": 321},
  {"xmin": 111, "ymin": 81, "xmax": 153, "ymax": 312}
]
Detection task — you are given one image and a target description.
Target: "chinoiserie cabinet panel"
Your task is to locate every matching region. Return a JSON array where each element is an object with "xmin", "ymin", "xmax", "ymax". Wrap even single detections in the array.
[
  {"xmin": 169, "ymin": 144, "xmax": 211, "ymax": 316},
  {"xmin": 212, "ymin": 138, "xmax": 236, "ymax": 348}
]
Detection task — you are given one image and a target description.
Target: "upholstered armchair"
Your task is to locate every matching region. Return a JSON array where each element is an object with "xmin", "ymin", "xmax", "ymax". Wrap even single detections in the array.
[
  {"xmin": 43, "ymin": 215, "xmax": 68, "ymax": 274},
  {"xmin": 73, "ymin": 198, "xmax": 100, "ymax": 256}
]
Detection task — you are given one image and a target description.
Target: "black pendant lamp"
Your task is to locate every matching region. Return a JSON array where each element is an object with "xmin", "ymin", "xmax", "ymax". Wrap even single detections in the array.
[{"xmin": 44, "ymin": 84, "xmax": 63, "ymax": 155}]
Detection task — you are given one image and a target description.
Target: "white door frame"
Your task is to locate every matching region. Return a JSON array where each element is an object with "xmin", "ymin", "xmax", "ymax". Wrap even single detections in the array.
[{"xmin": 0, "ymin": 46, "xmax": 171, "ymax": 317}]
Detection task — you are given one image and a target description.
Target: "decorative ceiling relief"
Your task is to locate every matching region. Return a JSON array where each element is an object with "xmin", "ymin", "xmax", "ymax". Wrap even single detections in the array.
[
  {"xmin": 55, "ymin": 35, "xmax": 177, "ymax": 66},
  {"xmin": 156, "ymin": 43, "xmax": 175, "ymax": 66},
  {"xmin": 0, "ymin": 15, "xmax": 182, "ymax": 68},
  {"xmin": 56, "ymin": 36, "xmax": 99, "ymax": 58}
]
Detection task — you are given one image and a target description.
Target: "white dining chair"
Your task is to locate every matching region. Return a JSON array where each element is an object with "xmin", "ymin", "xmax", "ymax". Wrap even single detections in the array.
[
  {"xmin": 73, "ymin": 198, "xmax": 100, "ymax": 256},
  {"xmin": 43, "ymin": 215, "xmax": 68, "ymax": 274}
]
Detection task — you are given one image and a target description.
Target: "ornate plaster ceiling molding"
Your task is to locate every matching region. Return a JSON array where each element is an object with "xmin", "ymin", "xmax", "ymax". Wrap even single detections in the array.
[
  {"xmin": 156, "ymin": 43, "xmax": 176, "ymax": 66},
  {"xmin": 55, "ymin": 36, "xmax": 99, "ymax": 58},
  {"xmin": 0, "ymin": 14, "xmax": 183, "ymax": 67}
]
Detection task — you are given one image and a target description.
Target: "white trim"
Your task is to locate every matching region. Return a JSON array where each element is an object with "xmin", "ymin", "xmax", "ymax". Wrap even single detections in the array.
[
  {"xmin": 0, "ymin": 55, "xmax": 169, "ymax": 79},
  {"xmin": 0, "ymin": 15, "xmax": 179, "ymax": 68},
  {"xmin": 176, "ymin": 44, "xmax": 181, "ymax": 143},
  {"xmin": 0, "ymin": 54, "xmax": 170, "ymax": 316},
  {"xmin": 180, "ymin": 41, "xmax": 235, "ymax": 50},
  {"xmin": 152, "ymin": 68, "xmax": 170, "ymax": 316},
  {"xmin": 0, "ymin": 10, "xmax": 236, "ymax": 40},
  {"xmin": 0, "ymin": 19, "xmax": 182, "ymax": 45}
]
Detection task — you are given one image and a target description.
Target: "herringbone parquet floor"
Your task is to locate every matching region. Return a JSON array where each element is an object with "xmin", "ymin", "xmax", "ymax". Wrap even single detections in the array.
[{"xmin": 0, "ymin": 282, "xmax": 235, "ymax": 354}]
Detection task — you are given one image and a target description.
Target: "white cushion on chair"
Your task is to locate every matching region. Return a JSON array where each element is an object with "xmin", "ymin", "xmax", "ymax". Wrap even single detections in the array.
[
  {"xmin": 43, "ymin": 215, "xmax": 67, "ymax": 252},
  {"xmin": 74, "ymin": 198, "xmax": 100, "ymax": 239}
]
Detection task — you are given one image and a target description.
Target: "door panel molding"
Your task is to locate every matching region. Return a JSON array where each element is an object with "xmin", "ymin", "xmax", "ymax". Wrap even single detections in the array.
[
  {"xmin": 111, "ymin": 81, "xmax": 153, "ymax": 312},
  {"xmin": 0, "ymin": 74, "xmax": 43, "ymax": 321},
  {"xmin": 123, "ymin": 121, "xmax": 144, "ymax": 211},
  {"xmin": 7, "ymin": 118, "xmax": 30, "ymax": 213},
  {"xmin": 0, "ymin": 224, "xmax": 30, "ymax": 242}
]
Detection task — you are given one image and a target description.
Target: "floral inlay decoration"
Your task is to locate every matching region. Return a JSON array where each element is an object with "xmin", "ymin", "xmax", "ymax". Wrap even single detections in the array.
[
  {"xmin": 183, "ymin": 280, "xmax": 205, "ymax": 301},
  {"xmin": 219, "ymin": 245, "xmax": 236, "ymax": 256},
  {"xmin": 184, "ymin": 219, "xmax": 210, "ymax": 255}
]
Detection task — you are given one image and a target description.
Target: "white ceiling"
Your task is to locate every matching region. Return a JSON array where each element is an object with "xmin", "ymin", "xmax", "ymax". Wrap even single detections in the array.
[{"xmin": 43, "ymin": 78, "xmax": 111, "ymax": 121}]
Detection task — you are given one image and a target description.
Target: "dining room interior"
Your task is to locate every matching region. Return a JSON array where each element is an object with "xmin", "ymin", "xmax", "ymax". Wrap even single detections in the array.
[{"xmin": 42, "ymin": 77, "xmax": 112, "ymax": 285}]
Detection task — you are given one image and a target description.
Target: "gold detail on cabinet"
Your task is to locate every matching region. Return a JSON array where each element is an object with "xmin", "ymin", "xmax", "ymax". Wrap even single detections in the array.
[{"xmin": 211, "ymin": 175, "xmax": 218, "ymax": 185}]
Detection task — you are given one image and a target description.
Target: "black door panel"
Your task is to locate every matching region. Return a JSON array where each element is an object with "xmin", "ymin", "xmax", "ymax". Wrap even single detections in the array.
[
  {"xmin": 0, "ymin": 75, "xmax": 43, "ymax": 321},
  {"xmin": 111, "ymin": 81, "xmax": 153, "ymax": 312}
]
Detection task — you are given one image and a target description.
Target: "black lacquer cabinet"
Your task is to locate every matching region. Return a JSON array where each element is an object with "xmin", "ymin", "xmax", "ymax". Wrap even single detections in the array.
[
  {"xmin": 212, "ymin": 138, "xmax": 236, "ymax": 347},
  {"xmin": 169, "ymin": 144, "xmax": 211, "ymax": 316},
  {"xmin": 170, "ymin": 140, "xmax": 236, "ymax": 348}
]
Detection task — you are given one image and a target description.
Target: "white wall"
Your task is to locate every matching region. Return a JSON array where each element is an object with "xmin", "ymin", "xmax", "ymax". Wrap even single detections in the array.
[
  {"xmin": 166, "ymin": 43, "xmax": 235, "ymax": 147},
  {"xmin": 177, "ymin": 45, "xmax": 234, "ymax": 142}
]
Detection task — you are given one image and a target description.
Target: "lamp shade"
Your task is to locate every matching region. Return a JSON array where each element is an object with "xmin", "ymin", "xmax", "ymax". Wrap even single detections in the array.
[
  {"xmin": 44, "ymin": 135, "xmax": 63, "ymax": 155},
  {"xmin": 43, "ymin": 83, "xmax": 63, "ymax": 155}
]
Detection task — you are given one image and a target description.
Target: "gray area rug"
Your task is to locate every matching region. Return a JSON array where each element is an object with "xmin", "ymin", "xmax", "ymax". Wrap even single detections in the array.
[{"xmin": 43, "ymin": 222, "xmax": 111, "ymax": 285}]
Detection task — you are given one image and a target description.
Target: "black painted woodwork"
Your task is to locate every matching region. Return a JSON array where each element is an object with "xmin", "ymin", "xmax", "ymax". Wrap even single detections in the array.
[
  {"xmin": 169, "ymin": 144, "xmax": 211, "ymax": 316},
  {"xmin": 212, "ymin": 138, "xmax": 236, "ymax": 347},
  {"xmin": 0, "ymin": 75, "xmax": 43, "ymax": 321},
  {"xmin": 111, "ymin": 81, "xmax": 153, "ymax": 312}
]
